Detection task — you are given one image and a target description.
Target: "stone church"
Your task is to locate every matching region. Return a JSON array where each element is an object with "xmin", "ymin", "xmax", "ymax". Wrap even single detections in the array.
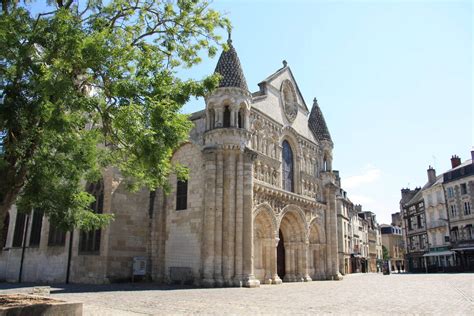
[{"xmin": 0, "ymin": 40, "xmax": 341, "ymax": 287}]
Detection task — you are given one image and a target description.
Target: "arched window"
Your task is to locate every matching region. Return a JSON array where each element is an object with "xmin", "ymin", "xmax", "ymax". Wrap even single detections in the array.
[
  {"xmin": 282, "ymin": 140, "xmax": 294, "ymax": 192},
  {"xmin": 238, "ymin": 109, "xmax": 243, "ymax": 128},
  {"xmin": 223, "ymin": 106, "xmax": 230, "ymax": 128}
]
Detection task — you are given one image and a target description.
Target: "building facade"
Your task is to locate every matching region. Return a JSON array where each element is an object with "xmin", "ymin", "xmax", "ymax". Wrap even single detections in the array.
[
  {"xmin": 443, "ymin": 155, "xmax": 474, "ymax": 271},
  {"xmin": 381, "ymin": 224, "xmax": 405, "ymax": 272},
  {"xmin": 336, "ymin": 183, "xmax": 353, "ymax": 275},
  {"xmin": 400, "ymin": 151, "xmax": 474, "ymax": 273},
  {"xmin": 359, "ymin": 211, "xmax": 382, "ymax": 272},
  {"xmin": 401, "ymin": 187, "xmax": 428, "ymax": 272},
  {"xmin": 422, "ymin": 167, "xmax": 453, "ymax": 271},
  {"xmin": 0, "ymin": 40, "xmax": 344, "ymax": 286}
]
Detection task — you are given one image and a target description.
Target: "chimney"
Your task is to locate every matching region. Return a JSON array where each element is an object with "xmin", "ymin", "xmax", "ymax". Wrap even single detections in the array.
[
  {"xmin": 450, "ymin": 155, "xmax": 461, "ymax": 168},
  {"xmin": 471, "ymin": 150, "xmax": 474, "ymax": 163},
  {"xmin": 401, "ymin": 188, "xmax": 411, "ymax": 201},
  {"xmin": 427, "ymin": 166, "xmax": 436, "ymax": 184}
]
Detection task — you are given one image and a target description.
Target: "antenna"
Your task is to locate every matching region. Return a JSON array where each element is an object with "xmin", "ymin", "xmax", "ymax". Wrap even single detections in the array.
[{"xmin": 432, "ymin": 155, "xmax": 437, "ymax": 170}]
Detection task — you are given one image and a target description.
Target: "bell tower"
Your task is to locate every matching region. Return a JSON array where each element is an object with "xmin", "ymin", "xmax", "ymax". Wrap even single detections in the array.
[{"xmin": 200, "ymin": 37, "xmax": 259, "ymax": 288}]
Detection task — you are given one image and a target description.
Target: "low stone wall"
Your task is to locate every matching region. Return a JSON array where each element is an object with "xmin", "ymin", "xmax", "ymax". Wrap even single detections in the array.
[{"xmin": 0, "ymin": 294, "xmax": 82, "ymax": 316}]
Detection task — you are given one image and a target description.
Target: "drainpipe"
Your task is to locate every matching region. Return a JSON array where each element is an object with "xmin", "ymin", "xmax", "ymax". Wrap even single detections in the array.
[
  {"xmin": 18, "ymin": 214, "xmax": 30, "ymax": 283},
  {"xmin": 66, "ymin": 230, "xmax": 73, "ymax": 284}
]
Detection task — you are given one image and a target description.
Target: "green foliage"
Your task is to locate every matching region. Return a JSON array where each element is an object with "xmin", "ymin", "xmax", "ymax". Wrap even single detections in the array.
[
  {"xmin": 0, "ymin": 0, "xmax": 229, "ymax": 231},
  {"xmin": 382, "ymin": 245, "xmax": 390, "ymax": 261}
]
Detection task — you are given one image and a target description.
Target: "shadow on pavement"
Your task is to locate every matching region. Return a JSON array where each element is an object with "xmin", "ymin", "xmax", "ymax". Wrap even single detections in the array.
[{"xmin": 0, "ymin": 282, "xmax": 202, "ymax": 294}]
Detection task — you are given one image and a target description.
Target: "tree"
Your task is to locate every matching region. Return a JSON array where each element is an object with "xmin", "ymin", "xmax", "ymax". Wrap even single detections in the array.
[
  {"xmin": 0, "ymin": 0, "xmax": 230, "ymax": 232},
  {"xmin": 382, "ymin": 245, "xmax": 390, "ymax": 261}
]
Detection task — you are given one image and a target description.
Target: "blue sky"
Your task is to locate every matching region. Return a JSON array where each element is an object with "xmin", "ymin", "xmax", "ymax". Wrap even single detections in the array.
[{"xmin": 181, "ymin": 0, "xmax": 472, "ymax": 224}]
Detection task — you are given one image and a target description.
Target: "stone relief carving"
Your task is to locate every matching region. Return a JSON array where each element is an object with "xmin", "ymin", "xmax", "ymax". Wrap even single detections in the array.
[{"xmin": 281, "ymin": 80, "xmax": 298, "ymax": 123}]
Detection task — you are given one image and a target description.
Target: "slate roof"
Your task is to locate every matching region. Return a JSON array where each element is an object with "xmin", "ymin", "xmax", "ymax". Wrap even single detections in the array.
[
  {"xmin": 214, "ymin": 39, "xmax": 248, "ymax": 91},
  {"xmin": 308, "ymin": 98, "xmax": 332, "ymax": 142}
]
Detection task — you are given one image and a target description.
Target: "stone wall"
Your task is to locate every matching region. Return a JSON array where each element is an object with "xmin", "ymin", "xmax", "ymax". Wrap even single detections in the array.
[
  {"xmin": 0, "ymin": 207, "xmax": 70, "ymax": 283},
  {"xmin": 163, "ymin": 143, "xmax": 204, "ymax": 283}
]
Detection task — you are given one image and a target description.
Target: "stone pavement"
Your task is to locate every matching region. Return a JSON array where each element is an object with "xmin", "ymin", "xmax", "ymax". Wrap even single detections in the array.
[{"xmin": 1, "ymin": 273, "xmax": 473, "ymax": 315}]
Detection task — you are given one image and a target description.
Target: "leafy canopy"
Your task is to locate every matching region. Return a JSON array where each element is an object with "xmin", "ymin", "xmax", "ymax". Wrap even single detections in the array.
[{"xmin": 0, "ymin": 0, "xmax": 229, "ymax": 231}]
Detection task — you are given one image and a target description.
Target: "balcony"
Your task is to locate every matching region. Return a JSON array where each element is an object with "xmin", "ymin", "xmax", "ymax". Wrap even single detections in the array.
[
  {"xmin": 407, "ymin": 226, "xmax": 426, "ymax": 235},
  {"xmin": 427, "ymin": 221, "xmax": 448, "ymax": 230},
  {"xmin": 451, "ymin": 238, "xmax": 474, "ymax": 249}
]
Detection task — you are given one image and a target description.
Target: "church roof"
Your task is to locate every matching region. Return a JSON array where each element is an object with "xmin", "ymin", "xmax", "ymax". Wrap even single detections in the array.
[
  {"xmin": 308, "ymin": 98, "xmax": 332, "ymax": 142},
  {"xmin": 214, "ymin": 39, "xmax": 248, "ymax": 91}
]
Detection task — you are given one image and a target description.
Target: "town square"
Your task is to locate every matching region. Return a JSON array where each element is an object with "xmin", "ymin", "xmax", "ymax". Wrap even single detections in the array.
[
  {"xmin": 1, "ymin": 273, "xmax": 473, "ymax": 315},
  {"xmin": 0, "ymin": 0, "xmax": 472, "ymax": 315}
]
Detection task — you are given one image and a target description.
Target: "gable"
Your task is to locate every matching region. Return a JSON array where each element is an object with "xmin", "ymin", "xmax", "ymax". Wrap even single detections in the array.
[
  {"xmin": 259, "ymin": 66, "xmax": 309, "ymax": 113},
  {"xmin": 250, "ymin": 65, "xmax": 317, "ymax": 143}
]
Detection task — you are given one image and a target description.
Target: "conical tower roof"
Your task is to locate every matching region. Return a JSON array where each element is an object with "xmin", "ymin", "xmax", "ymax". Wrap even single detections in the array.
[
  {"xmin": 214, "ymin": 38, "xmax": 248, "ymax": 91},
  {"xmin": 309, "ymin": 98, "xmax": 332, "ymax": 142}
]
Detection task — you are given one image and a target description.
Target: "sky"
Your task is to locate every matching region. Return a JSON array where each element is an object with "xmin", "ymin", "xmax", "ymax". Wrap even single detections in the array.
[{"xmin": 179, "ymin": 0, "xmax": 473, "ymax": 225}]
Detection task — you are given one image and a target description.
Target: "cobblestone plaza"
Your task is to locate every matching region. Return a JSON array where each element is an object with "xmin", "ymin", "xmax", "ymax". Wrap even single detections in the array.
[{"xmin": 1, "ymin": 273, "xmax": 472, "ymax": 315}]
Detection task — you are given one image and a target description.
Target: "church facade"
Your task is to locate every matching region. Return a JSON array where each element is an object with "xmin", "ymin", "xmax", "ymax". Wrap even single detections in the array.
[{"xmin": 0, "ymin": 41, "xmax": 342, "ymax": 287}]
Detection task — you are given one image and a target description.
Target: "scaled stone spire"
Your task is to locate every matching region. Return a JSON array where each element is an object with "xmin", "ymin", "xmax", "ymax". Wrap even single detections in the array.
[
  {"xmin": 308, "ymin": 98, "xmax": 332, "ymax": 142},
  {"xmin": 214, "ymin": 35, "xmax": 248, "ymax": 91}
]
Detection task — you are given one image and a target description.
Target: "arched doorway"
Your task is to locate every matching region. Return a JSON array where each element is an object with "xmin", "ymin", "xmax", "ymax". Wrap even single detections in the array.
[
  {"xmin": 277, "ymin": 230, "xmax": 285, "ymax": 279},
  {"xmin": 279, "ymin": 209, "xmax": 307, "ymax": 282}
]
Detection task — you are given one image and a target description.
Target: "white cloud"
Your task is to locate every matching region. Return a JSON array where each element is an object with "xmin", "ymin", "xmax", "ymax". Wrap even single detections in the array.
[{"xmin": 343, "ymin": 167, "xmax": 381, "ymax": 190}]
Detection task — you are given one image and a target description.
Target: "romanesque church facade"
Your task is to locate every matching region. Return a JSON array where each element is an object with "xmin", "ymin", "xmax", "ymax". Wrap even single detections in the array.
[{"xmin": 0, "ymin": 40, "xmax": 341, "ymax": 286}]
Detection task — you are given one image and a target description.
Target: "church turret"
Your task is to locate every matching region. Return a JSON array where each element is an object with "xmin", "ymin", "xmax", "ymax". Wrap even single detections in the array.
[
  {"xmin": 204, "ymin": 37, "xmax": 251, "ymax": 136},
  {"xmin": 309, "ymin": 98, "xmax": 333, "ymax": 171},
  {"xmin": 201, "ymin": 37, "xmax": 260, "ymax": 288},
  {"xmin": 308, "ymin": 97, "xmax": 332, "ymax": 143}
]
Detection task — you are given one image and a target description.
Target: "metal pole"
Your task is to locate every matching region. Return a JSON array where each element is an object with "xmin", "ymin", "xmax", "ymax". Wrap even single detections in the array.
[
  {"xmin": 18, "ymin": 214, "xmax": 30, "ymax": 283},
  {"xmin": 66, "ymin": 229, "xmax": 73, "ymax": 284}
]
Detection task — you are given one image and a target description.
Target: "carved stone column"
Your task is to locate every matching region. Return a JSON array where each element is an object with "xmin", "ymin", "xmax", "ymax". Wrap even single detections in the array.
[
  {"xmin": 202, "ymin": 150, "xmax": 216, "ymax": 287},
  {"xmin": 242, "ymin": 149, "xmax": 259, "ymax": 287},
  {"xmin": 214, "ymin": 152, "xmax": 224, "ymax": 286},
  {"xmin": 296, "ymin": 243, "xmax": 304, "ymax": 282},
  {"xmin": 230, "ymin": 109, "xmax": 236, "ymax": 128},
  {"xmin": 223, "ymin": 152, "xmax": 236, "ymax": 285},
  {"xmin": 263, "ymin": 238, "xmax": 272, "ymax": 284},
  {"xmin": 303, "ymin": 241, "xmax": 312, "ymax": 281},
  {"xmin": 272, "ymin": 236, "xmax": 282, "ymax": 284},
  {"xmin": 325, "ymin": 181, "xmax": 342, "ymax": 280},
  {"xmin": 215, "ymin": 106, "xmax": 224, "ymax": 128},
  {"xmin": 233, "ymin": 152, "xmax": 244, "ymax": 286}
]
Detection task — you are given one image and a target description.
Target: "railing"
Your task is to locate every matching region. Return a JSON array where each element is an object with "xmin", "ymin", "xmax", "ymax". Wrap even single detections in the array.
[
  {"xmin": 451, "ymin": 238, "xmax": 474, "ymax": 248},
  {"xmin": 407, "ymin": 226, "xmax": 426, "ymax": 234}
]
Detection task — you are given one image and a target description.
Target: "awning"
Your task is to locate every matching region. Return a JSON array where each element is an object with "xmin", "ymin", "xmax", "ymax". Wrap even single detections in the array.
[
  {"xmin": 422, "ymin": 251, "xmax": 454, "ymax": 257},
  {"xmin": 452, "ymin": 246, "xmax": 474, "ymax": 251}
]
